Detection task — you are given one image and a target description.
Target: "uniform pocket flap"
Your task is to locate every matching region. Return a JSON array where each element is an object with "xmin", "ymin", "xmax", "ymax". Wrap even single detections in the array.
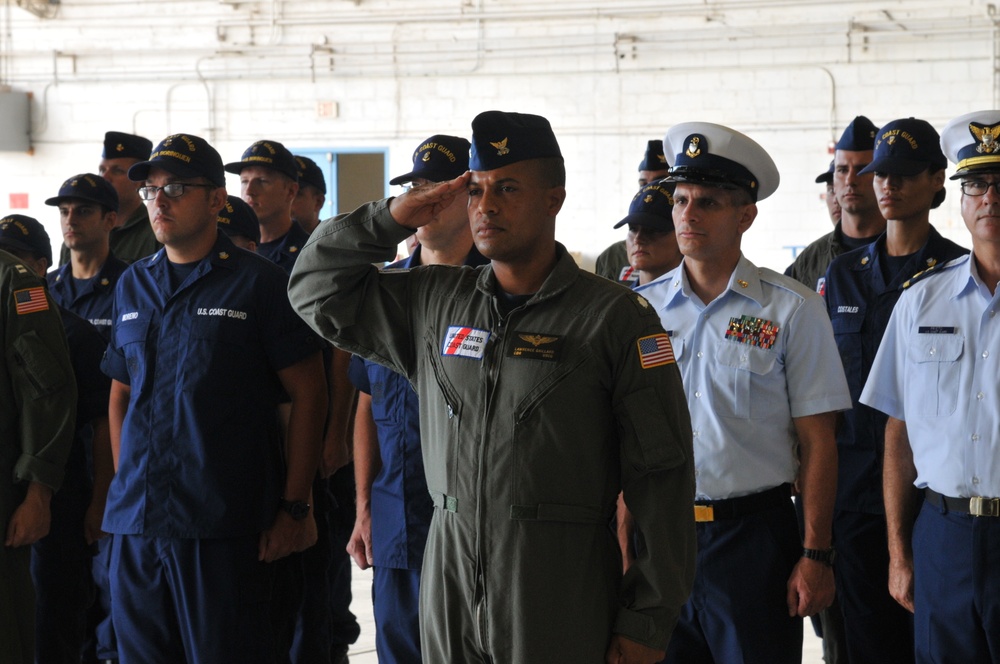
[
  {"xmin": 715, "ymin": 342, "xmax": 776, "ymax": 375},
  {"xmin": 909, "ymin": 333, "xmax": 963, "ymax": 363}
]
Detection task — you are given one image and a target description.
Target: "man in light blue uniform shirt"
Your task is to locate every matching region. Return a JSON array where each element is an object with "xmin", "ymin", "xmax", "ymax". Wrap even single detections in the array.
[
  {"xmin": 862, "ymin": 109, "xmax": 1000, "ymax": 663},
  {"xmin": 639, "ymin": 122, "xmax": 851, "ymax": 664}
]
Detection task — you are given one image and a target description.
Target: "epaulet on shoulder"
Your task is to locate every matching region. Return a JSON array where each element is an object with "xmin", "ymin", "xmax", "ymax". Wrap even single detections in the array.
[
  {"xmin": 628, "ymin": 291, "xmax": 658, "ymax": 316},
  {"xmin": 902, "ymin": 255, "xmax": 964, "ymax": 289},
  {"xmin": 757, "ymin": 267, "xmax": 813, "ymax": 300}
]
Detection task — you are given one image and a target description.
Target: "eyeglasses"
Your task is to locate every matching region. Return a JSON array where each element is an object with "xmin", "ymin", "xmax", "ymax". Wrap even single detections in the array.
[
  {"xmin": 960, "ymin": 180, "xmax": 1000, "ymax": 197},
  {"xmin": 138, "ymin": 183, "xmax": 216, "ymax": 200}
]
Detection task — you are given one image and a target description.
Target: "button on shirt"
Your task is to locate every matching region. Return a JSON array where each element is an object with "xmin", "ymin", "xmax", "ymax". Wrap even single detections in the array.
[
  {"xmin": 640, "ymin": 255, "xmax": 851, "ymax": 500},
  {"xmin": 47, "ymin": 254, "xmax": 129, "ymax": 342},
  {"xmin": 99, "ymin": 233, "xmax": 324, "ymax": 538},
  {"xmin": 861, "ymin": 254, "xmax": 1000, "ymax": 498}
]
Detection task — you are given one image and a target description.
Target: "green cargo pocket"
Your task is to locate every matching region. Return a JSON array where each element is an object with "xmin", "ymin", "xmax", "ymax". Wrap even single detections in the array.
[
  {"xmin": 618, "ymin": 387, "xmax": 687, "ymax": 473},
  {"xmin": 11, "ymin": 330, "xmax": 69, "ymax": 400}
]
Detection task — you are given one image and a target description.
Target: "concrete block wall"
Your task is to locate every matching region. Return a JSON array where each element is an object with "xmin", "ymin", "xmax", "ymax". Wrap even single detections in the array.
[{"xmin": 0, "ymin": 0, "xmax": 995, "ymax": 270}]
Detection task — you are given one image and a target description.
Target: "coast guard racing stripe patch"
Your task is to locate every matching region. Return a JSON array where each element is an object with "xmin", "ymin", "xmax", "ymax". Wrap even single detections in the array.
[
  {"xmin": 637, "ymin": 333, "xmax": 675, "ymax": 369},
  {"xmin": 14, "ymin": 287, "xmax": 49, "ymax": 315},
  {"xmin": 442, "ymin": 325, "xmax": 490, "ymax": 360}
]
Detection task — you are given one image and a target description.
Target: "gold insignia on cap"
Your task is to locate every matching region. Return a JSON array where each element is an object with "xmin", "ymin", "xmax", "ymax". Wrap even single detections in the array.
[
  {"xmin": 643, "ymin": 194, "xmax": 653, "ymax": 203},
  {"xmin": 656, "ymin": 154, "xmax": 667, "ymax": 164},
  {"xmin": 636, "ymin": 295, "xmax": 649, "ymax": 308},
  {"xmin": 71, "ymin": 179, "xmax": 79, "ymax": 186},
  {"xmin": 737, "ymin": 279, "xmax": 749, "ymax": 288},
  {"xmin": 421, "ymin": 152, "xmax": 431, "ymax": 162},
  {"xmin": 861, "ymin": 256, "xmax": 869, "ymax": 265},
  {"xmin": 886, "ymin": 135, "xmax": 897, "ymax": 146},
  {"xmin": 116, "ymin": 143, "xmax": 124, "ymax": 152},
  {"xmin": 491, "ymin": 138, "xmax": 510, "ymax": 156},
  {"xmin": 970, "ymin": 122, "xmax": 1000, "ymax": 155},
  {"xmin": 219, "ymin": 252, "xmax": 229, "ymax": 260},
  {"xmin": 686, "ymin": 136, "xmax": 702, "ymax": 158},
  {"xmin": 100, "ymin": 278, "xmax": 109, "ymax": 286}
]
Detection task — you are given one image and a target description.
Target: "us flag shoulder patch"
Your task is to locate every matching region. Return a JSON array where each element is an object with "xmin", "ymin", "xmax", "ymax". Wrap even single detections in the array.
[
  {"xmin": 14, "ymin": 287, "xmax": 49, "ymax": 315},
  {"xmin": 637, "ymin": 333, "xmax": 675, "ymax": 369}
]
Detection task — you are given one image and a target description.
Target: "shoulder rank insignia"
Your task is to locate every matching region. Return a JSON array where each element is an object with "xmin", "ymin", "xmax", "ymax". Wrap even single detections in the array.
[
  {"xmin": 490, "ymin": 138, "xmax": 509, "ymax": 156},
  {"xmin": 860, "ymin": 255, "xmax": 869, "ymax": 266},
  {"xmin": 636, "ymin": 295, "xmax": 649, "ymax": 309},
  {"xmin": 903, "ymin": 261, "xmax": 947, "ymax": 289}
]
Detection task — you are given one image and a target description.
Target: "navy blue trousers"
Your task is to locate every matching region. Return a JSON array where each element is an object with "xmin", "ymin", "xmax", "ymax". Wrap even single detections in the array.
[
  {"xmin": 833, "ymin": 509, "xmax": 914, "ymax": 663},
  {"xmin": 110, "ymin": 535, "xmax": 275, "ymax": 664},
  {"xmin": 373, "ymin": 566, "xmax": 422, "ymax": 664},
  {"xmin": 663, "ymin": 500, "xmax": 802, "ymax": 664},
  {"xmin": 913, "ymin": 499, "xmax": 1000, "ymax": 663}
]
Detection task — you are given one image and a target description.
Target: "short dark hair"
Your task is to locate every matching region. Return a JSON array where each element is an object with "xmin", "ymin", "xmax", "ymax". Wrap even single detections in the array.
[{"xmin": 527, "ymin": 157, "xmax": 566, "ymax": 188}]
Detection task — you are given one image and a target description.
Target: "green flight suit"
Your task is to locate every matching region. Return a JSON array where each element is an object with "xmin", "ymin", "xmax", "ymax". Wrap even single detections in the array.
[
  {"xmin": 59, "ymin": 204, "xmax": 160, "ymax": 266},
  {"xmin": 595, "ymin": 239, "xmax": 628, "ymax": 281},
  {"xmin": 289, "ymin": 200, "xmax": 695, "ymax": 663},
  {"xmin": 0, "ymin": 250, "xmax": 76, "ymax": 664}
]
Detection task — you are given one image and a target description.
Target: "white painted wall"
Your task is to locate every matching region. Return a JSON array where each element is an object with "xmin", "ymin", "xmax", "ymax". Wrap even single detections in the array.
[{"xmin": 0, "ymin": 0, "xmax": 994, "ymax": 269}]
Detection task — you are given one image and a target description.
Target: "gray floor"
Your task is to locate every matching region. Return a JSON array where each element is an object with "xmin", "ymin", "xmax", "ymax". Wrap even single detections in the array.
[{"xmin": 345, "ymin": 566, "xmax": 825, "ymax": 663}]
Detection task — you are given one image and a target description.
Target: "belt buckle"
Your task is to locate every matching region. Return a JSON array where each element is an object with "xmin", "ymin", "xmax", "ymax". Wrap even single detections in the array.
[
  {"xmin": 694, "ymin": 505, "xmax": 715, "ymax": 522},
  {"xmin": 969, "ymin": 496, "xmax": 1000, "ymax": 517}
]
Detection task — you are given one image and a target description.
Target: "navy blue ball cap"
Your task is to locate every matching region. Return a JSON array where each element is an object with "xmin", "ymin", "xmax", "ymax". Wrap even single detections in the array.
[
  {"xmin": 664, "ymin": 122, "xmax": 779, "ymax": 201},
  {"xmin": 294, "ymin": 155, "xmax": 327, "ymax": 193},
  {"xmin": 835, "ymin": 116, "xmax": 879, "ymax": 152},
  {"xmin": 469, "ymin": 111, "xmax": 562, "ymax": 172},
  {"xmin": 614, "ymin": 181, "xmax": 675, "ymax": 231},
  {"xmin": 102, "ymin": 131, "xmax": 153, "ymax": 161},
  {"xmin": 128, "ymin": 134, "xmax": 226, "ymax": 187},
  {"xmin": 45, "ymin": 173, "xmax": 120, "ymax": 212},
  {"xmin": 815, "ymin": 159, "xmax": 835, "ymax": 184},
  {"xmin": 859, "ymin": 118, "xmax": 947, "ymax": 176},
  {"xmin": 941, "ymin": 110, "xmax": 1000, "ymax": 179},
  {"xmin": 225, "ymin": 140, "xmax": 299, "ymax": 181},
  {"xmin": 0, "ymin": 214, "xmax": 51, "ymax": 265},
  {"xmin": 389, "ymin": 135, "xmax": 471, "ymax": 186},
  {"xmin": 217, "ymin": 195, "xmax": 260, "ymax": 244},
  {"xmin": 638, "ymin": 139, "xmax": 669, "ymax": 172}
]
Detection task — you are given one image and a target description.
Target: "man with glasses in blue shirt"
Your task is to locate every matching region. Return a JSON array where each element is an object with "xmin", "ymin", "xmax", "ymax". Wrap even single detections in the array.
[{"xmin": 100, "ymin": 133, "xmax": 327, "ymax": 664}]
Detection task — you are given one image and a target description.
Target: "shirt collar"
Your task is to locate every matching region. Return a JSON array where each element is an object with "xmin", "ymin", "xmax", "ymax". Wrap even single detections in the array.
[{"xmin": 662, "ymin": 254, "xmax": 763, "ymax": 309}]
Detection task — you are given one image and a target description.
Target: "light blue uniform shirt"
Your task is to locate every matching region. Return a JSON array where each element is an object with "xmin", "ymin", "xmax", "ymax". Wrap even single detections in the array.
[
  {"xmin": 861, "ymin": 254, "xmax": 1000, "ymax": 498},
  {"xmin": 639, "ymin": 255, "xmax": 851, "ymax": 500}
]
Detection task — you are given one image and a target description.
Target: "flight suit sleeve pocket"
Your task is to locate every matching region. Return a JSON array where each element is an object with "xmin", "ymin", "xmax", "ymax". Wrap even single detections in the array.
[
  {"xmin": 618, "ymin": 387, "xmax": 687, "ymax": 472},
  {"xmin": 11, "ymin": 330, "xmax": 70, "ymax": 400}
]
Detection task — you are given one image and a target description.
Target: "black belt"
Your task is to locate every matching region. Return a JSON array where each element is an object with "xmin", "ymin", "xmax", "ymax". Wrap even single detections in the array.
[
  {"xmin": 694, "ymin": 484, "xmax": 791, "ymax": 522},
  {"xmin": 925, "ymin": 488, "xmax": 1000, "ymax": 517}
]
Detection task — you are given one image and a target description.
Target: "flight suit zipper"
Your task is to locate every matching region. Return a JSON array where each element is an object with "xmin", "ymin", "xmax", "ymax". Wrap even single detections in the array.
[{"xmin": 472, "ymin": 304, "xmax": 516, "ymax": 662}]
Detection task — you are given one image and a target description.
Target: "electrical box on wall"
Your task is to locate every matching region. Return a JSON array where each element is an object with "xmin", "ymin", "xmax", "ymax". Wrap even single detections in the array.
[{"xmin": 0, "ymin": 89, "xmax": 31, "ymax": 153}]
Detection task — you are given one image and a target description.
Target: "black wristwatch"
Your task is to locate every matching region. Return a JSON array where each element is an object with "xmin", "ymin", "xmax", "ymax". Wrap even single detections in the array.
[
  {"xmin": 278, "ymin": 498, "xmax": 311, "ymax": 521},
  {"xmin": 802, "ymin": 547, "xmax": 836, "ymax": 567}
]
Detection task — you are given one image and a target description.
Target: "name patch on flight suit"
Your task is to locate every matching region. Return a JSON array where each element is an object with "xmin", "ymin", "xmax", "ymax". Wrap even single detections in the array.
[
  {"xmin": 441, "ymin": 325, "xmax": 490, "ymax": 360},
  {"xmin": 507, "ymin": 332, "xmax": 563, "ymax": 362}
]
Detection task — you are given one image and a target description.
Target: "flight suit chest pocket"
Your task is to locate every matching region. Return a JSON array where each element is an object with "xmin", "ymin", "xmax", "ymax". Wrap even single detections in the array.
[
  {"xmin": 712, "ymin": 341, "xmax": 777, "ymax": 419},
  {"xmin": 907, "ymin": 332, "xmax": 963, "ymax": 417}
]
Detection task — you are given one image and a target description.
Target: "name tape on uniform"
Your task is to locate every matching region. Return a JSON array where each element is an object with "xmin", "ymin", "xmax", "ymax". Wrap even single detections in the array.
[{"xmin": 442, "ymin": 325, "xmax": 491, "ymax": 360}]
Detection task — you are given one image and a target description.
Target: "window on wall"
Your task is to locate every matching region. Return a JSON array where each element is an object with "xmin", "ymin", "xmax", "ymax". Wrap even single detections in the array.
[{"xmin": 291, "ymin": 148, "xmax": 388, "ymax": 219}]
